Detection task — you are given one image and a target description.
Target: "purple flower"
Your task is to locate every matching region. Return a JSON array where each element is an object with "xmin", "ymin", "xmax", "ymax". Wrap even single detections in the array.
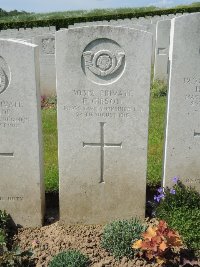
[
  {"xmin": 154, "ymin": 193, "xmax": 165, "ymax": 203},
  {"xmin": 170, "ymin": 189, "xmax": 176, "ymax": 195},
  {"xmin": 172, "ymin": 176, "xmax": 179, "ymax": 184},
  {"xmin": 157, "ymin": 187, "xmax": 164, "ymax": 194},
  {"xmin": 159, "ymin": 193, "xmax": 165, "ymax": 200}
]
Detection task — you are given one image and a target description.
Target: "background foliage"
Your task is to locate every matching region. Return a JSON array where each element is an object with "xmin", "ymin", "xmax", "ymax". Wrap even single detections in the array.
[{"xmin": 1, "ymin": 3, "xmax": 200, "ymax": 29}]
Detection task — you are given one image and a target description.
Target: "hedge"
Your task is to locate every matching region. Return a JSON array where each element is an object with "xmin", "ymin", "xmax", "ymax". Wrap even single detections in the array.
[{"xmin": 0, "ymin": 6, "xmax": 200, "ymax": 30}]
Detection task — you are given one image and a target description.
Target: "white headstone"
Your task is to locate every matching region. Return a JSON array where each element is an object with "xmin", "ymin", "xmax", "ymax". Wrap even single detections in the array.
[
  {"xmin": 32, "ymin": 34, "xmax": 56, "ymax": 96},
  {"xmin": 163, "ymin": 14, "xmax": 200, "ymax": 192},
  {"xmin": 167, "ymin": 14, "xmax": 176, "ymax": 19},
  {"xmin": 67, "ymin": 25, "xmax": 75, "ymax": 29},
  {"xmin": 154, "ymin": 19, "xmax": 171, "ymax": 81},
  {"xmin": 151, "ymin": 16, "xmax": 162, "ymax": 23},
  {"xmin": 49, "ymin": 26, "xmax": 56, "ymax": 32},
  {"xmin": 123, "ymin": 19, "xmax": 131, "ymax": 23},
  {"xmin": 0, "ymin": 39, "xmax": 45, "ymax": 226},
  {"xmin": 0, "ymin": 30, "xmax": 9, "ymax": 38},
  {"xmin": 131, "ymin": 18, "xmax": 138, "ymax": 23},
  {"xmin": 109, "ymin": 20, "xmax": 118, "ymax": 25},
  {"xmin": 161, "ymin": 15, "xmax": 170, "ymax": 20},
  {"xmin": 137, "ymin": 17, "xmax": 151, "ymax": 25},
  {"xmin": 56, "ymin": 26, "xmax": 152, "ymax": 224}
]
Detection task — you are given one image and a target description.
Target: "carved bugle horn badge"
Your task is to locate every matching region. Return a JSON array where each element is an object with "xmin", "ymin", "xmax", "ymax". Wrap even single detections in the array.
[
  {"xmin": 83, "ymin": 49, "xmax": 125, "ymax": 77},
  {"xmin": 0, "ymin": 67, "xmax": 8, "ymax": 94}
]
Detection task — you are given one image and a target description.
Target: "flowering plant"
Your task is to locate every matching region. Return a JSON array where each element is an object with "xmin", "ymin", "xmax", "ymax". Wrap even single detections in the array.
[
  {"xmin": 153, "ymin": 176, "xmax": 179, "ymax": 203},
  {"xmin": 132, "ymin": 220, "xmax": 182, "ymax": 264},
  {"xmin": 155, "ymin": 177, "xmax": 200, "ymax": 250}
]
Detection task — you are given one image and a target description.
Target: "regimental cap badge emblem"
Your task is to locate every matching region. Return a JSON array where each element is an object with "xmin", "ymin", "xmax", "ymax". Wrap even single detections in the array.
[
  {"xmin": 82, "ymin": 38, "xmax": 126, "ymax": 85},
  {"xmin": 83, "ymin": 50, "xmax": 125, "ymax": 77},
  {"xmin": 0, "ymin": 56, "xmax": 10, "ymax": 95}
]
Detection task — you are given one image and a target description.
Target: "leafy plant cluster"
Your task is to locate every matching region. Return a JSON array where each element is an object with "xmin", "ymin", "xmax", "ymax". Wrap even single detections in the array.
[
  {"xmin": 41, "ymin": 95, "xmax": 57, "ymax": 109},
  {"xmin": 0, "ymin": 210, "xmax": 9, "ymax": 246},
  {"xmin": 48, "ymin": 250, "xmax": 89, "ymax": 267},
  {"xmin": 155, "ymin": 179, "xmax": 200, "ymax": 250},
  {"xmin": 100, "ymin": 179, "xmax": 199, "ymax": 264},
  {"xmin": 0, "ymin": 210, "xmax": 34, "ymax": 266},
  {"xmin": 0, "ymin": 5, "xmax": 200, "ymax": 30},
  {"xmin": 151, "ymin": 80, "xmax": 167, "ymax": 98},
  {"xmin": 101, "ymin": 218, "xmax": 145, "ymax": 259},
  {"xmin": 0, "ymin": 229, "xmax": 6, "ymax": 247},
  {"xmin": 0, "ymin": 247, "xmax": 34, "ymax": 267},
  {"xmin": 0, "ymin": 210, "xmax": 9, "ymax": 230},
  {"xmin": 132, "ymin": 220, "xmax": 182, "ymax": 264}
]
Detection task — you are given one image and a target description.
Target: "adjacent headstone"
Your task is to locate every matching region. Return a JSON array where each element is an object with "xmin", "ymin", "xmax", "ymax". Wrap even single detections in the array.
[
  {"xmin": 0, "ymin": 39, "xmax": 45, "ymax": 226},
  {"xmin": 163, "ymin": 13, "xmax": 200, "ymax": 192},
  {"xmin": 131, "ymin": 18, "xmax": 138, "ymax": 23},
  {"xmin": 0, "ymin": 27, "xmax": 56, "ymax": 40},
  {"xmin": 56, "ymin": 26, "xmax": 152, "ymax": 224},
  {"xmin": 137, "ymin": 17, "xmax": 152, "ymax": 25},
  {"xmin": 154, "ymin": 19, "xmax": 171, "ymax": 81},
  {"xmin": 151, "ymin": 16, "xmax": 162, "ymax": 23},
  {"xmin": 32, "ymin": 34, "xmax": 56, "ymax": 96},
  {"xmin": 167, "ymin": 14, "xmax": 176, "ymax": 19}
]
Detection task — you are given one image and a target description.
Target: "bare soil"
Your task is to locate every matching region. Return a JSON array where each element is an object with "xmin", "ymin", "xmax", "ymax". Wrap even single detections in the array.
[
  {"xmin": 14, "ymin": 219, "xmax": 200, "ymax": 267},
  {"xmin": 15, "ymin": 221, "xmax": 157, "ymax": 267},
  {"xmin": 12, "ymin": 192, "xmax": 200, "ymax": 267}
]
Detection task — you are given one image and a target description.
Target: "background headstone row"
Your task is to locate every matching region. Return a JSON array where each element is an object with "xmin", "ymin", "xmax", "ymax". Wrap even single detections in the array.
[
  {"xmin": 0, "ymin": 12, "xmax": 188, "ymax": 96},
  {"xmin": 0, "ymin": 13, "xmax": 199, "ymax": 227}
]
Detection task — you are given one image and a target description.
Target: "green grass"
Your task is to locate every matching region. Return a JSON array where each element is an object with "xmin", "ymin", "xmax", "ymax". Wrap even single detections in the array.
[
  {"xmin": 42, "ymin": 108, "xmax": 59, "ymax": 192},
  {"xmin": 147, "ymin": 96, "xmax": 167, "ymax": 186},
  {"xmin": 42, "ymin": 82, "xmax": 167, "ymax": 192}
]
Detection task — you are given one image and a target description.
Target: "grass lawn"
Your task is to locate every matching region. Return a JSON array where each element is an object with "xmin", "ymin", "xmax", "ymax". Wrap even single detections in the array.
[
  {"xmin": 42, "ymin": 108, "xmax": 59, "ymax": 192},
  {"xmin": 147, "ymin": 96, "xmax": 167, "ymax": 187},
  {"xmin": 42, "ymin": 84, "xmax": 167, "ymax": 192}
]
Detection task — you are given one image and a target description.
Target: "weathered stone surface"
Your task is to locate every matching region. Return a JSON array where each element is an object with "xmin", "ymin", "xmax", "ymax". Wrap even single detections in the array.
[
  {"xmin": 0, "ymin": 39, "xmax": 45, "ymax": 227},
  {"xmin": 56, "ymin": 26, "xmax": 152, "ymax": 224},
  {"xmin": 151, "ymin": 15, "xmax": 162, "ymax": 23},
  {"xmin": 163, "ymin": 14, "xmax": 200, "ymax": 192},
  {"xmin": 68, "ymin": 20, "xmax": 155, "ymax": 63},
  {"xmin": 154, "ymin": 19, "xmax": 171, "ymax": 81},
  {"xmin": 0, "ymin": 27, "xmax": 56, "ymax": 39},
  {"xmin": 32, "ymin": 34, "xmax": 56, "ymax": 96}
]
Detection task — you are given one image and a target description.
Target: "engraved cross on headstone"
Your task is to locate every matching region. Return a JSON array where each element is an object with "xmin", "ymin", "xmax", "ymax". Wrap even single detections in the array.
[
  {"xmin": 194, "ymin": 130, "xmax": 200, "ymax": 137},
  {"xmin": 0, "ymin": 152, "xmax": 14, "ymax": 157},
  {"xmin": 158, "ymin": 47, "xmax": 167, "ymax": 55},
  {"xmin": 83, "ymin": 122, "xmax": 122, "ymax": 183}
]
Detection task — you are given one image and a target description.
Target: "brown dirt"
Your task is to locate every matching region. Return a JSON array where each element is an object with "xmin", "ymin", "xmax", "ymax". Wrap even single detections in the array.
[
  {"xmin": 15, "ymin": 222, "xmax": 158, "ymax": 267},
  {"xmin": 14, "ymin": 221, "xmax": 199, "ymax": 267}
]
